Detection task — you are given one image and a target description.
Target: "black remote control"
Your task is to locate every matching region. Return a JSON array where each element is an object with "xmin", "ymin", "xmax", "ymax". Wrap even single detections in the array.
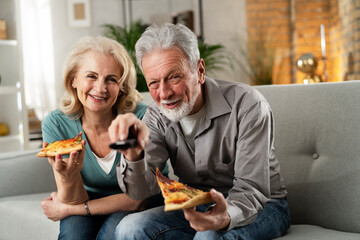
[
  {"xmin": 109, "ymin": 139, "xmax": 137, "ymax": 150},
  {"xmin": 109, "ymin": 126, "xmax": 138, "ymax": 150}
]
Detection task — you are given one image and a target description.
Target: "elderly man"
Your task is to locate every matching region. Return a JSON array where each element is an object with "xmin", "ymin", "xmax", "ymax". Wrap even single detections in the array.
[{"xmin": 109, "ymin": 23, "xmax": 290, "ymax": 240}]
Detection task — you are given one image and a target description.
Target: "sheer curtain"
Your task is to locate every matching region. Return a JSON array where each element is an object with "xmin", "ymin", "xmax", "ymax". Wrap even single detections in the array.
[{"xmin": 18, "ymin": 0, "xmax": 56, "ymax": 120}]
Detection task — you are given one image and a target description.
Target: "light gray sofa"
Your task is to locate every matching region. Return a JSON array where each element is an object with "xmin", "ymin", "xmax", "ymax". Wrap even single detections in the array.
[
  {"xmin": 256, "ymin": 81, "xmax": 360, "ymax": 239},
  {"xmin": 0, "ymin": 149, "xmax": 59, "ymax": 239},
  {"xmin": 1, "ymin": 81, "xmax": 359, "ymax": 239}
]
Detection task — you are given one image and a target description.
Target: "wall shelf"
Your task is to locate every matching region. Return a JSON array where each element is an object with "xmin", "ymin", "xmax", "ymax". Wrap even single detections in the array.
[
  {"xmin": 0, "ymin": 37, "xmax": 28, "ymax": 153},
  {"xmin": 0, "ymin": 135, "xmax": 21, "ymax": 141},
  {"xmin": 0, "ymin": 39, "xmax": 18, "ymax": 46},
  {"xmin": 0, "ymin": 86, "xmax": 20, "ymax": 94}
]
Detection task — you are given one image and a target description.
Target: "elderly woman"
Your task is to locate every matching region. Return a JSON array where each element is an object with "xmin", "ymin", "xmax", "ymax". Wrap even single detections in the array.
[{"xmin": 40, "ymin": 36, "xmax": 150, "ymax": 240}]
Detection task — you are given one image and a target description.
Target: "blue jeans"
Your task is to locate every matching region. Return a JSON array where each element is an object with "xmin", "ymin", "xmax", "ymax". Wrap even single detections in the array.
[
  {"xmin": 115, "ymin": 198, "xmax": 291, "ymax": 240},
  {"xmin": 58, "ymin": 191, "xmax": 132, "ymax": 240},
  {"xmin": 58, "ymin": 192, "xmax": 164, "ymax": 240},
  {"xmin": 58, "ymin": 211, "xmax": 133, "ymax": 240}
]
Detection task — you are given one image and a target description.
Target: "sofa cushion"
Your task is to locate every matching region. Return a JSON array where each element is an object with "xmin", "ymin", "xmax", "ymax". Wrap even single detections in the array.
[
  {"xmin": 255, "ymin": 82, "xmax": 360, "ymax": 233},
  {"xmin": 0, "ymin": 192, "xmax": 59, "ymax": 240},
  {"xmin": 277, "ymin": 225, "xmax": 360, "ymax": 240},
  {"xmin": 0, "ymin": 149, "xmax": 56, "ymax": 198}
]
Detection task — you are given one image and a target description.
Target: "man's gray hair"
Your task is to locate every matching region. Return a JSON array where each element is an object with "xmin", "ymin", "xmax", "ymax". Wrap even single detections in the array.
[{"xmin": 135, "ymin": 23, "xmax": 200, "ymax": 73}]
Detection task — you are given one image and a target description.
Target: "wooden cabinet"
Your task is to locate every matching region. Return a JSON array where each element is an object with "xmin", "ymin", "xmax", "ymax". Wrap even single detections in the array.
[{"xmin": 0, "ymin": 39, "xmax": 29, "ymax": 152}]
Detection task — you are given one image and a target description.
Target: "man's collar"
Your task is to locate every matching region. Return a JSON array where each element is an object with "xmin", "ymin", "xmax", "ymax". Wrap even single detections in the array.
[
  {"xmin": 189, "ymin": 77, "xmax": 232, "ymax": 136},
  {"xmin": 202, "ymin": 77, "xmax": 232, "ymax": 120}
]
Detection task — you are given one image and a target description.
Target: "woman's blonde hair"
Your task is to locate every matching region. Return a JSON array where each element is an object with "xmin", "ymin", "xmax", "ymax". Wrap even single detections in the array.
[{"xmin": 60, "ymin": 36, "xmax": 142, "ymax": 119}]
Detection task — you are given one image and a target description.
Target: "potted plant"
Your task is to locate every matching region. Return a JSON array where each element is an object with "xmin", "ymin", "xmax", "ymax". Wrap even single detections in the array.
[
  {"xmin": 237, "ymin": 30, "xmax": 275, "ymax": 85},
  {"xmin": 198, "ymin": 41, "xmax": 232, "ymax": 76}
]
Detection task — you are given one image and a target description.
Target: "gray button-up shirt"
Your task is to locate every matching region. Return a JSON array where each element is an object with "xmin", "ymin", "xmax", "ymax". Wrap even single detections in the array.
[{"xmin": 117, "ymin": 77, "xmax": 287, "ymax": 230}]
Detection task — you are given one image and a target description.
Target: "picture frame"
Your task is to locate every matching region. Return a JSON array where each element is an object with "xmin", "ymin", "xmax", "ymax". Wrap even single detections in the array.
[
  {"xmin": 172, "ymin": 10, "xmax": 194, "ymax": 32},
  {"xmin": 67, "ymin": 0, "xmax": 91, "ymax": 28}
]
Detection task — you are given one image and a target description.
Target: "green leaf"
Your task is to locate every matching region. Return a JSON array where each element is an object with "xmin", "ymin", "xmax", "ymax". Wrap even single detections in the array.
[{"xmin": 198, "ymin": 41, "xmax": 232, "ymax": 75}]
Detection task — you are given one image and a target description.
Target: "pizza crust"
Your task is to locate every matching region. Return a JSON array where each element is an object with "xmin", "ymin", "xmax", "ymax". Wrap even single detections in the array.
[{"xmin": 164, "ymin": 191, "xmax": 213, "ymax": 211}]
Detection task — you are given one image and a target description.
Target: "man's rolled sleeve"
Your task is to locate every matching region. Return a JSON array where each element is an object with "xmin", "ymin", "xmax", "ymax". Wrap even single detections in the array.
[
  {"xmin": 226, "ymin": 204, "xmax": 258, "ymax": 230},
  {"xmin": 116, "ymin": 155, "xmax": 148, "ymax": 199}
]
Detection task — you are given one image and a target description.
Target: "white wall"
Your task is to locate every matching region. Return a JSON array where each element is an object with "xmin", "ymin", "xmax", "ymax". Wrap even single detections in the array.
[{"xmin": 202, "ymin": 0, "xmax": 248, "ymax": 84}]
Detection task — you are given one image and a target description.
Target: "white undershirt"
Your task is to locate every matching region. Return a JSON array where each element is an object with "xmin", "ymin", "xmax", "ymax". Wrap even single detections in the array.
[
  {"xmin": 179, "ymin": 105, "xmax": 206, "ymax": 150},
  {"xmin": 92, "ymin": 149, "xmax": 116, "ymax": 174}
]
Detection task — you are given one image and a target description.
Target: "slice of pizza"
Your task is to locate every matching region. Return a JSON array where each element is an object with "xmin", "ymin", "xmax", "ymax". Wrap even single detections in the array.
[
  {"xmin": 37, "ymin": 132, "xmax": 83, "ymax": 157},
  {"xmin": 156, "ymin": 168, "xmax": 213, "ymax": 211}
]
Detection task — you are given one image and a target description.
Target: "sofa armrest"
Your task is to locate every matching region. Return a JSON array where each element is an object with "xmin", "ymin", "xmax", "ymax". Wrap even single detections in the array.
[{"xmin": 0, "ymin": 149, "xmax": 56, "ymax": 198}]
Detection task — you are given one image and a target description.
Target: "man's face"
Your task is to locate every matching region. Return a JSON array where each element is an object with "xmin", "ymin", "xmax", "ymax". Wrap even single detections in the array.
[{"xmin": 142, "ymin": 48, "xmax": 205, "ymax": 122}]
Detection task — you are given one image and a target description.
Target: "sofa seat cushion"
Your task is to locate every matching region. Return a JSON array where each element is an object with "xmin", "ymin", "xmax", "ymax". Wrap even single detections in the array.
[
  {"xmin": 277, "ymin": 224, "xmax": 360, "ymax": 240},
  {"xmin": 0, "ymin": 192, "xmax": 59, "ymax": 240}
]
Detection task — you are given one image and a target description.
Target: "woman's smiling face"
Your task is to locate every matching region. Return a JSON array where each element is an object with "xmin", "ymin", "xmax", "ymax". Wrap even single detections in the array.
[{"xmin": 72, "ymin": 51, "xmax": 122, "ymax": 115}]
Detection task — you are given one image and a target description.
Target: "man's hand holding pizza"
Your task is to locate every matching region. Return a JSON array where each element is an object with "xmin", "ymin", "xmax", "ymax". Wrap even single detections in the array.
[{"xmin": 183, "ymin": 189, "xmax": 231, "ymax": 231}]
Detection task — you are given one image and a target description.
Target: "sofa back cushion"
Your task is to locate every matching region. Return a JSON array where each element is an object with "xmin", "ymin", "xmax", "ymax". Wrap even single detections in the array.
[
  {"xmin": 255, "ymin": 81, "xmax": 360, "ymax": 233},
  {"xmin": 0, "ymin": 149, "xmax": 56, "ymax": 198}
]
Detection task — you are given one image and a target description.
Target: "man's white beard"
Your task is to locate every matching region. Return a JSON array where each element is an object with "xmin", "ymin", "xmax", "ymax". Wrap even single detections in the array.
[
  {"xmin": 159, "ymin": 77, "xmax": 200, "ymax": 122},
  {"xmin": 160, "ymin": 83, "xmax": 199, "ymax": 122},
  {"xmin": 159, "ymin": 99, "xmax": 193, "ymax": 122}
]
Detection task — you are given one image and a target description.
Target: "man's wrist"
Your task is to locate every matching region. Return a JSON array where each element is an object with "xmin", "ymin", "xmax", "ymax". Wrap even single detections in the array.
[
  {"xmin": 219, "ymin": 213, "xmax": 231, "ymax": 231},
  {"xmin": 123, "ymin": 150, "xmax": 144, "ymax": 162}
]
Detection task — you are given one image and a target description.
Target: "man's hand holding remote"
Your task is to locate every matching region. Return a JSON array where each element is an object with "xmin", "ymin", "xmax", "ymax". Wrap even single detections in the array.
[{"xmin": 108, "ymin": 113, "xmax": 149, "ymax": 161}]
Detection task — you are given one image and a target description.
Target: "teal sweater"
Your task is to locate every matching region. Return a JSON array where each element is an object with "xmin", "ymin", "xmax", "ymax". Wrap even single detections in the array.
[{"xmin": 42, "ymin": 102, "xmax": 147, "ymax": 196}]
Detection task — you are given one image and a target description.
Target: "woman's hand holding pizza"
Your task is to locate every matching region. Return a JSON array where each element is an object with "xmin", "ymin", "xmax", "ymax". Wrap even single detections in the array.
[
  {"xmin": 108, "ymin": 113, "xmax": 149, "ymax": 161},
  {"xmin": 44, "ymin": 140, "xmax": 86, "ymax": 181},
  {"xmin": 183, "ymin": 189, "xmax": 231, "ymax": 231},
  {"xmin": 43, "ymin": 140, "xmax": 89, "ymax": 204}
]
